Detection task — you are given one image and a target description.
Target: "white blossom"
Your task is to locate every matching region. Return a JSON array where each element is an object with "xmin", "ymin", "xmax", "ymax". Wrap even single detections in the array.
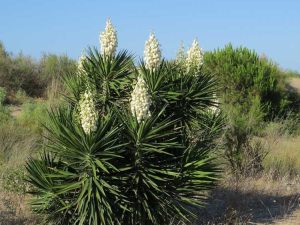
[
  {"xmin": 100, "ymin": 19, "xmax": 118, "ymax": 56},
  {"xmin": 186, "ymin": 39, "xmax": 204, "ymax": 73},
  {"xmin": 79, "ymin": 89, "xmax": 98, "ymax": 134},
  {"xmin": 130, "ymin": 76, "xmax": 151, "ymax": 123},
  {"xmin": 77, "ymin": 54, "xmax": 87, "ymax": 75},
  {"xmin": 144, "ymin": 32, "xmax": 161, "ymax": 70},
  {"xmin": 176, "ymin": 41, "xmax": 186, "ymax": 64}
]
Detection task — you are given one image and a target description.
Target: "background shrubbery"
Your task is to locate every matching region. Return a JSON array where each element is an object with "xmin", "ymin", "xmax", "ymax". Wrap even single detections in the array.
[
  {"xmin": 201, "ymin": 44, "xmax": 300, "ymax": 177},
  {"xmin": 0, "ymin": 38, "xmax": 299, "ymax": 224},
  {"xmin": 0, "ymin": 42, "xmax": 76, "ymax": 103},
  {"xmin": 204, "ymin": 44, "xmax": 293, "ymax": 119}
]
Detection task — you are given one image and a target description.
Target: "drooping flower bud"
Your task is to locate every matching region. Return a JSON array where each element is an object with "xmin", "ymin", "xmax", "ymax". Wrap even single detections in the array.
[
  {"xmin": 100, "ymin": 19, "xmax": 118, "ymax": 57},
  {"xmin": 130, "ymin": 76, "xmax": 151, "ymax": 123},
  {"xmin": 186, "ymin": 39, "xmax": 204, "ymax": 73},
  {"xmin": 144, "ymin": 32, "xmax": 161, "ymax": 70},
  {"xmin": 79, "ymin": 89, "xmax": 98, "ymax": 134}
]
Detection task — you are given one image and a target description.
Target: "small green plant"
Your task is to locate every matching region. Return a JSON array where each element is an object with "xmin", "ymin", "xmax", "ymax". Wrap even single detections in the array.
[
  {"xmin": 17, "ymin": 101, "xmax": 48, "ymax": 133},
  {"xmin": 221, "ymin": 100, "xmax": 268, "ymax": 177},
  {"xmin": 0, "ymin": 105, "xmax": 10, "ymax": 122},
  {"xmin": 15, "ymin": 89, "xmax": 29, "ymax": 103}
]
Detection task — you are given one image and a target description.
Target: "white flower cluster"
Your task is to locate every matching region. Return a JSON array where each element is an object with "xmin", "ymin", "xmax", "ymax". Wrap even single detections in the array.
[
  {"xmin": 144, "ymin": 33, "xmax": 161, "ymax": 70},
  {"xmin": 79, "ymin": 89, "xmax": 98, "ymax": 134},
  {"xmin": 186, "ymin": 39, "xmax": 204, "ymax": 72},
  {"xmin": 176, "ymin": 41, "xmax": 186, "ymax": 64},
  {"xmin": 100, "ymin": 19, "xmax": 118, "ymax": 56},
  {"xmin": 130, "ymin": 77, "xmax": 151, "ymax": 123},
  {"xmin": 77, "ymin": 54, "xmax": 87, "ymax": 75}
]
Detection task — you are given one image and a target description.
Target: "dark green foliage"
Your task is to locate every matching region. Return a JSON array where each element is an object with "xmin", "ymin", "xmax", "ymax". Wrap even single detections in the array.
[
  {"xmin": 203, "ymin": 44, "xmax": 299, "ymax": 176},
  {"xmin": 204, "ymin": 44, "xmax": 290, "ymax": 118},
  {"xmin": 26, "ymin": 48, "xmax": 224, "ymax": 225}
]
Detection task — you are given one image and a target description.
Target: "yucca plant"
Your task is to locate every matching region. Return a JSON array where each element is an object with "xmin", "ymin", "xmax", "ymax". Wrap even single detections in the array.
[{"xmin": 26, "ymin": 20, "xmax": 224, "ymax": 225}]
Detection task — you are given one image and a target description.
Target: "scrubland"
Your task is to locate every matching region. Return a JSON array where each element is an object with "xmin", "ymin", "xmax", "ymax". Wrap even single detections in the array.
[{"xmin": 0, "ymin": 40, "xmax": 299, "ymax": 224}]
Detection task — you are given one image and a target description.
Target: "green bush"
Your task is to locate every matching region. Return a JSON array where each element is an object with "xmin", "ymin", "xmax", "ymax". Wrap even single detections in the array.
[
  {"xmin": 14, "ymin": 89, "xmax": 30, "ymax": 104},
  {"xmin": 0, "ymin": 105, "xmax": 10, "ymax": 122},
  {"xmin": 0, "ymin": 86, "xmax": 6, "ymax": 104},
  {"xmin": 0, "ymin": 86, "xmax": 10, "ymax": 122},
  {"xmin": 39, "ymin": 53, "xmax": 77, "ymax": 82},
  {"xmin": 0, "ymin": 41, "xmax": 76, "ymax": 101},
  {"xmin": 17, "ymin": 101, "xmax": 48, "ymax": 133},
  {"xmin": 204, "ymin": 44, "xmax": 289, "ymax": 119},
  {"xmin": 26, "ymin": 37, "xmax": 224, "ymax": 224},
  {"xmin": 221, "ymin": 98, "xmax": 267, "ymax": 176}
]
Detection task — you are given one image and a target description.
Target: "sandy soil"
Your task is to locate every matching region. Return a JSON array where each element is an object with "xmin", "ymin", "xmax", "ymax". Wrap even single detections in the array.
[{"xmin": 289, "ymin": 77, "xmax": 300, "ymax": 93}]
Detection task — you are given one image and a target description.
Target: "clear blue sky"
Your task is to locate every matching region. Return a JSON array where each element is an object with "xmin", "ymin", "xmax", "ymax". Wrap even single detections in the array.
[{"xmin": 0, "ymin": 0, "xmax": 299, "ymax": 71}]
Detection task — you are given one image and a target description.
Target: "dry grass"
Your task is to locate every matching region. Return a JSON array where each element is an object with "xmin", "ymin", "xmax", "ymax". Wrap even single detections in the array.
[
  {"xmin": 195, "ymin": 175, "xmax": 300, "ymax": 225},
  {"xmin": 0, "ymin": 192, "xmax": 40, "ymax": 225},
  {"xmin": 1, "ymin": 175, "xmax": 299, "ymax": 225},
  {"xmin": 264, "ymin": 135, "xmax": 300, "ymax": 179},
  {"xmin": 289, "ymin": 77, "xmax": 300, "ymax": 93}
]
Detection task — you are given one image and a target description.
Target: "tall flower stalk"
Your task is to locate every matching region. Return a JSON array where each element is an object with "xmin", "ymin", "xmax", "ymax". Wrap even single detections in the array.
[
  {"xmin": 130, "ymin": 76, "xmax": 151, "ymax": 123},
  {"xmin": 186, "ymin": 39, "xmax": 204, "ymax": 73},
  {"xmin": 176, "ymin": 41, "xmax": 186, "ymax": 64},
  {"xmin": 79, "ymin": 89, "xmax": 98, "ymax": 134},
  {"xmin": 77, "ymin": 53, "xmax": 87, "ymax": 75},
  {"xmin": 100, "ymin": 19, "xmax": 118, "ymax": 57},
  {"xmin": 144, "ymin": 32, "xmax": 161, "ymax": 70}
]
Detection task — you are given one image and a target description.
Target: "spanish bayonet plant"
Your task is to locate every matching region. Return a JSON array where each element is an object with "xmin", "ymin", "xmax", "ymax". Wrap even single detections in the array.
[{"xmin": 26, "ymin": 19, "xmax": 223, "ymax": 225}]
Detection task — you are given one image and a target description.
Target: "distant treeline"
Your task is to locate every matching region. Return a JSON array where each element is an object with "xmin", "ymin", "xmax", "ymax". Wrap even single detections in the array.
[
  {"xmin": 0, "ymin": 42, "xmax": 77, "ymax": 102},
  {"xmin": 0, "ymin": 41, "xmax": 298, "ymax": 112}
]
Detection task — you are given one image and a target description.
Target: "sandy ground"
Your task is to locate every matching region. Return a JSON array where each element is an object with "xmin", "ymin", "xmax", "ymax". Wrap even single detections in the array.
[
  {"xmin": 289, "ymin": 77, "xmax": 300, "ymax": 93},
  {"xmin": 195, "ymin": 176, "xmax": 300, "ymax": 225}
]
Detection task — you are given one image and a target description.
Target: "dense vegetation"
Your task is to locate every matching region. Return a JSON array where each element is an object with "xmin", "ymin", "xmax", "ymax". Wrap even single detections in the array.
[
  {"xmin": 204, "ymin": 44, "xmax": 294, "ymax": 118},
  {"xmin": 0, "ymin": 23, "xmax": 299, "ymax": 224},
  {"xmin": 25, "ymin": 24, "xmax": 225, "ymax": 224},
  {"xmin": 0, "ymin": 41, "xmax": 76, "ymax": 103}
]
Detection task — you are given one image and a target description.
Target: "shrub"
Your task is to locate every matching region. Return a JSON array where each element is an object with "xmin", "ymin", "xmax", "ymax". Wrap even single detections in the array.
[
  {"xmin": 204, "ymin": 44, "xmax": 290, "ymax": 119},
  {"xmin": 39, "ymin": 53, "xmax": 77, "ymax": 82},
  {"xmin": 0, "ymin": 105, "xmax": 10, "ymax": 122},
  {"xmin": 0, "ymin": 87, "xmax": 10, "ymax": 122},
  {"xmin": 0, "ymin": 86, "xmax": 7, "ymax": 104},
  {"xmin": 40, "ymin": 54, "xmax": 77, "ymax": 103},
  {"xmin": 17, "ymin": 101, "xmax": 49, "ymax": 133},
  {"xmin": 221, "ymin": 99, "xmax": 268, "ymax": 176},
  {"xmin": 0, "ymin": 41, "xmax": 76, "ymax": 101},
  {"xmin": 14, "ymin": 89, "xmax": 29, "ymax": 104},
  {"xmin": 26, "ymin": 21, "xmax": 224, "ymax": 225}
]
